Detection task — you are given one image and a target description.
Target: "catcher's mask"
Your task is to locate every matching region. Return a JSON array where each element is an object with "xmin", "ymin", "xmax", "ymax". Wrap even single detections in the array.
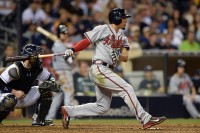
[{"xmin": 21, "ymin": 44, "xmax": 45, "ymax": 67}]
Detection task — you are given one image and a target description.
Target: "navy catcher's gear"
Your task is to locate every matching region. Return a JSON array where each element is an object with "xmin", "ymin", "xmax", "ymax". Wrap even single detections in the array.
[
  {"xmin": 21, "ymin": 44, "xmax": 45, "ymax": 56},
  {"xmin": 21, "ymin": 44, "xmax": 45, "ymax": 67},
  {"xmin": 39, "ymin": 80, "xmax": 61, "ymax": 93},
  {"xmin": 34, "ymin": 88, "xmax": 53, "ymax": 125},
  {"xmin": 33, "ymin": 80, "xmax": 61, "ymax": 125},
  {"xmin": 0, "ymin": 111, "xmax": 10, "ymax": 123},
  {"xmin": 108, "ymin": 8, "xmax": 131, "ymax": 25},
  {"xmin": 0, "ymin": 94, "xmax": 17, "ymax": 111},
  {"xmin": 7, "ymin": 61, "xmax": 43, "ymax": 94}
]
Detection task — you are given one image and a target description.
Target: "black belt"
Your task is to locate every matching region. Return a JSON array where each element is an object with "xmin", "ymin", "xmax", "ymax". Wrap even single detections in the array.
[{"xmin": 92, "ymin": 60, "xmax": 114, "ymax": 69}]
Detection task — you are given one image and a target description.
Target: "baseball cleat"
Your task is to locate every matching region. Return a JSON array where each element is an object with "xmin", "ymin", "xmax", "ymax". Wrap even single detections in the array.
[
  {"xmin": 45, "ymin": 119, "xmax": 55, "ymax": 126},
  {"xmin": 61, "ymin": 106, "xmax": 70, "ymax": 129},
  {"xmin": 143, "ymin": 116, "xmax": 166, "ymax": 129}
]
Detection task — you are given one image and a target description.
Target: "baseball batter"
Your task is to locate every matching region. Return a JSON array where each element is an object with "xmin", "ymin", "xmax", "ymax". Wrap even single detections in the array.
[
  {"xmin": 46, "ymin": 24, "xmax": 74, "ymax": 121},
  {"xmin": 0, "ymin": 44, "xmax": 61, "ymax": 125},
  {"xmin": 62, "ymin": 8, "xmax": 166, "ymax": 129}
]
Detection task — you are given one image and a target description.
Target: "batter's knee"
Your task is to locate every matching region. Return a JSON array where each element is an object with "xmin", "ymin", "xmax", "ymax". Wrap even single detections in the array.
[
  {"xmin": 0, "ymin": 94, "xmax": 17, "ymax": 111},
  {"xmin": 125, "ymin": 85, "xmax": 135, "ymax": 93},
  {"xmin": 96, "ymin": 102, "xmax": 110, "ymax": 115}
]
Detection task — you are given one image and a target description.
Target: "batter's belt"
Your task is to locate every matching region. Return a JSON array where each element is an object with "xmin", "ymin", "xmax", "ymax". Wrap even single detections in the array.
[{"xmin": 92, "ymin": 60, "xmax": 114, "ymax": 69}]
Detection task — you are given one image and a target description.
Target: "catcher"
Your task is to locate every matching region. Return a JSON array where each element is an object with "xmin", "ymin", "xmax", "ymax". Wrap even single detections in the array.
[{"xmin": 0, "ymin": 44, "xmax": 61, "ymax": 126}]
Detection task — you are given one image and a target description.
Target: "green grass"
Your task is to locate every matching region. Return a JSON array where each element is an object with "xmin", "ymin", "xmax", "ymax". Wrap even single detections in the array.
[{"xmin": 3, "ymin": 118, "xmax": 200, "ymax": 125}]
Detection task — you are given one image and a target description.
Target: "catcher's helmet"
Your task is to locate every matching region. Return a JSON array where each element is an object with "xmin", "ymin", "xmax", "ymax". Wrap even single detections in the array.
[
  {"xmin": 57, "ymin": 24, "xmax": 68, "ymax": 37},
  {"xmin": 176, "ymin": 59, "xmax": 186, "ymax": 71},
  {"xmin": 108, "ymin": 8, "xmax": 131, "ymax": 25},
  {"xmin": 21, "ymin": 44, "xmax": 44, "ymax": 56}
]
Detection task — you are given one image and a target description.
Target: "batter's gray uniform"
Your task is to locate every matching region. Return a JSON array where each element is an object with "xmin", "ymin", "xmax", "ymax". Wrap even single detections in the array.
[
  {"xmin": 46, "ymin": 40, "xmax": 74, "ymax": 120},
  {"xmin": 63, "ymin": 24, "xmax": 151, "ymax": 125},
  {"xmin": 168, "ymin": 73, "xmax": 200, "ymax": 118}
]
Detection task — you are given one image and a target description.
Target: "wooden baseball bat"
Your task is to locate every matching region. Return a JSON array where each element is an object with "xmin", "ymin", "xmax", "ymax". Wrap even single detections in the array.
[
  {"xmin": 36, "ymin": 26, "xmax": 58, "ymax": 41},
  {"xmin": 6, "ymin": 53, "xmax": 66, "ymax": 62}
]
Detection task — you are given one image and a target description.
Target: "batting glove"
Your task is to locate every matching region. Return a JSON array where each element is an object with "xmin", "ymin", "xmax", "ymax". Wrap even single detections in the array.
[
  {"xmin": 110, "ymin": 49, "xmax": 120, "ymax": 61},
  {"xmin": 64, "ymin": 48, "xmax": 74, "ymax": 57}
]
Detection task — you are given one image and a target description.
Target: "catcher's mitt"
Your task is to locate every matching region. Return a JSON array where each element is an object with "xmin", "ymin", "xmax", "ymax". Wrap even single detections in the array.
[{"xmin": 39, "ymin": 80, "xmax": 61, "ymax": 92}]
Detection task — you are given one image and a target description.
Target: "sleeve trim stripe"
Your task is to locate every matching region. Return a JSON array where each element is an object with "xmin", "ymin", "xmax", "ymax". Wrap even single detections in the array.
[
  {"xmin": 84, "ymin": 33, "xmax": 92, "ymax": 44},
  {"xmin": 0, "ymin": 76, "xmax": 8, "ymax": 84}
]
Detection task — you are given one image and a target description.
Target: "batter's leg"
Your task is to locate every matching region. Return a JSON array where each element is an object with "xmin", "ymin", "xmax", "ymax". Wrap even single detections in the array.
[
  {"xmin": 91, "ymin": 65, "xmax": 151, "ymax": 125},
  {"xmin": 62, "ymin": 85, "xmax": 112, "ymax": 117}
]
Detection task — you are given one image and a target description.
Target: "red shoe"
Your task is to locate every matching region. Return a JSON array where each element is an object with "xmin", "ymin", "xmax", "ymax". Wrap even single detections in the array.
[
  {"xmin": 61, "ymin": 106, "xmax": 70, "ymax": 129},
  {"xmin": 143, "ymin": 116, "xmax": 166, "ymax": 129}
]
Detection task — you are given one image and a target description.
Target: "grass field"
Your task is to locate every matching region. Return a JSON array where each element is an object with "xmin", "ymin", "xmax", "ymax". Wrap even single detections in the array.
[
  {"xmin": 1, "ymin": 118, "xmax": 200, "ymax": 133},
  {"xmin": 3, "ymin": 118, "xmax": 200, "ymax": 124}
]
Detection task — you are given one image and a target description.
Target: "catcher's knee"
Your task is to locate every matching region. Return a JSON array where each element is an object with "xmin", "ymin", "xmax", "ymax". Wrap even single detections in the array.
[{"xmin": 0, "ymin": 94, "xmax": 17, "ymax": 111}]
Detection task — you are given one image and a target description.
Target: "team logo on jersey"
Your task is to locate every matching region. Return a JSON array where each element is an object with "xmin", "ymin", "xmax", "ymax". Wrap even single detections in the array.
[
  {"xmin": 178, "ymin": 81, "xmax": 190, "ymax": 90},
  {"xmin": 103, "ymin": 35, "xmax": 122, "ymax": 48}
]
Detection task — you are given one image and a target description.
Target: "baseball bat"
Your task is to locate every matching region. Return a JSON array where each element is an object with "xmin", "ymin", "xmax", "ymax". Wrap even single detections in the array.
[
  {"xmin": 6, "ymin": 53, "xmax": 66, "ymax": 62},
  {"xmin": 36, "ymin": 26, "xmax": 58, "ymax": 41}
]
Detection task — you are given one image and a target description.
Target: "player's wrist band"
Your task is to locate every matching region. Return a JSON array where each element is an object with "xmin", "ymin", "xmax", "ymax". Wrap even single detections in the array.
[{"xmin": 71, "ymin": 48, "xmax": 75, "ymax": 52}]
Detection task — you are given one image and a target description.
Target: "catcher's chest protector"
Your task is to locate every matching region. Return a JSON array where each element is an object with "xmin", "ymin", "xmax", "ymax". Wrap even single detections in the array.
[{"xmin": 7, "ymin": 61, "xmax": 43, "ymax": 94}]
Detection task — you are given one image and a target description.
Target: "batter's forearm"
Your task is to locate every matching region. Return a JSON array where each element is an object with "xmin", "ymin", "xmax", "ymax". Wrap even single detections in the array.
[
  {"xmin": 119, "ymin": 48, "xmax": 128, "ymax": 62},
  {"xmin": 119, "ymin": 53, "xmax": 128, "ymax": 62},
  {"xmin": 72, "ymin": 38, "xmax": 90, "ymax": 52}
]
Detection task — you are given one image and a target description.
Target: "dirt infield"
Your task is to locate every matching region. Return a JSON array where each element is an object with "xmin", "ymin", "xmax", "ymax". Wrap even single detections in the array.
[{"xmin": 1, "ymin": 122, "xmax": 200, "ymax": 133}]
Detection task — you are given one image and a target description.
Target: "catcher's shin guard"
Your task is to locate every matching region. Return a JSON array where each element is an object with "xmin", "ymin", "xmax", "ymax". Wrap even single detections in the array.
[
  {"xmin": 0, "ymin": 94, "xmax": 17, "ymax": 124},
  {"xmin": 0, "ymin": 94, "xmax": 17, "ymax": 111},
  {"xmin": 0, "ymin": 111, "xmax": 10, "ymax": 124},
  {"xmin": 34, "ymin": 91, "xmax": 52, "ymax": 125}
]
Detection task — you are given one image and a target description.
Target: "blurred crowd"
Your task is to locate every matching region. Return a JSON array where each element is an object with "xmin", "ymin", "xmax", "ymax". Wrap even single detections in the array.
[{"xmin": 1, "ymin": 0, "xmax": 200, "ymax": 51}]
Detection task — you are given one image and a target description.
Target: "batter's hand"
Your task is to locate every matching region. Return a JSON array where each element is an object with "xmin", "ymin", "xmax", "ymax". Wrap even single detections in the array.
[{"xmin": 64, "ymin": 49, "xmax": 74, "ymax": 57}]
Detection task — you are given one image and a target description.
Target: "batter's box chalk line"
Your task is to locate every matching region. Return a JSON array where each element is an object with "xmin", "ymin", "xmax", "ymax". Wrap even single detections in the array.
[{"xmin": 139, "ymin": 127, "xmax": 161, "ymax": 130}]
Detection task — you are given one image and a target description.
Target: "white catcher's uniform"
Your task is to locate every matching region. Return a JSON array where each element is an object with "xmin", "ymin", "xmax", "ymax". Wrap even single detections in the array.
[
  {"xmin": 64, "ymin": 24, "xmax": 151, "ymax": 125},
  {"xmin": 0, "ymin": 63, "xmax": 50, "ymax": 109}
]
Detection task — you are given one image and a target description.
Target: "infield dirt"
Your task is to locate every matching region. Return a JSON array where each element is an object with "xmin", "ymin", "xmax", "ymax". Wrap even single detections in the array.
[{"xmin": 1, "ymin": 123, "xmax": 200, "ymax": 133}]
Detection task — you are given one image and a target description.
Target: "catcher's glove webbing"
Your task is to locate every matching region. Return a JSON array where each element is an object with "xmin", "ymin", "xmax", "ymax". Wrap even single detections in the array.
[{"xmin": 39, "ymin": 80, "xmax": 61, "ymax": 93}]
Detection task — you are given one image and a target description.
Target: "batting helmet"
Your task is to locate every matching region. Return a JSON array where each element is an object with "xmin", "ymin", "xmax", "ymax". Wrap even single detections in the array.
[
  {"xmin": 108, "ymin": 8, "xmax": 131, "ymax": 25},
  {"xmin": 57, "ymin": 24, "xmax": 68, "ymax": 37},
  {"xmin": 176, "ymin": 59, "xmax": 186, "ymax": 71},
  {"xmin": 21, "ymin": 44, "xmax": 45, "ymax": 56}
]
